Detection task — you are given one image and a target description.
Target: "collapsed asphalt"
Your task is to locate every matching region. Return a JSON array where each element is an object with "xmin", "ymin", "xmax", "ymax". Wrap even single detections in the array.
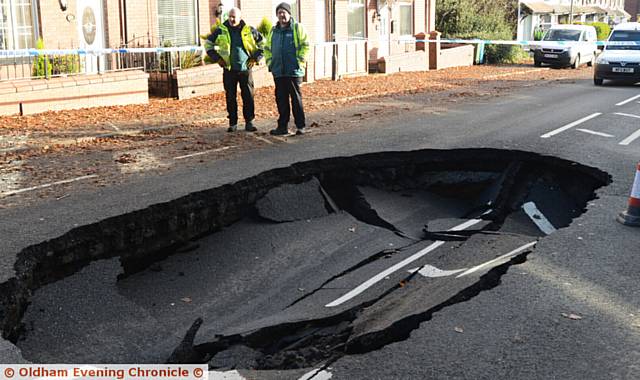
[{"xmin": 4, "ymin": 149, "xmax": 608, "ymax": 369}]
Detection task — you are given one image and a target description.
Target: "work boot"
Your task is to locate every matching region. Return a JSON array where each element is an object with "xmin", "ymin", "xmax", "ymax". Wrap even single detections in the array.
[
  {"xmin": 270, "ymin": 127, "xmax": 288, "ymax": 136},
  {"xmin": 295, "ymin": 127, "xmax": 306, "ymax": 135},
  {"xmin": 227, "ymin": 124, "xmax": 237, "ymax": 132},
  {"xmin": 245, "ymin": 121, "xmax": 257, "ymax": 132}
]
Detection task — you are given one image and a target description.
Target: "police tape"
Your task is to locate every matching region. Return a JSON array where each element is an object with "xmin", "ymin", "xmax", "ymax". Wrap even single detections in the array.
[{"xmin": 0, "ymin": 39, "xmax": 638, "ymax": 57}]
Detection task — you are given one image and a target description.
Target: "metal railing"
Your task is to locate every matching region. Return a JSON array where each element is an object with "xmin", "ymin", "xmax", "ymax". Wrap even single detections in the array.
[{"xmin": 0, "ymin": 46, "xmax": 204, "ymax": 82}]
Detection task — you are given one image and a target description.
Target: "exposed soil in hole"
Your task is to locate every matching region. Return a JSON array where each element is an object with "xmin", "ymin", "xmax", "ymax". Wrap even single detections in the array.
[{"xmin": 1, "ymin": 149, "xmax": 609, "ymax": 369}]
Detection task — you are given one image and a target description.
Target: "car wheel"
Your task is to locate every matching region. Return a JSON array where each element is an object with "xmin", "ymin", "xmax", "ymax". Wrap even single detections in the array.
[
  {"xmin": 534, "ymin": 59, "xmax": 542, "ymax": 67},
  {"xmin": 587, "ymin": 53, "xmax": 595, "ymax": 67},
  {"xmin": 572, "ymin": 54, "xmax": 580, "ymax": 69},
  {"xmin": 594, "ymin": 77, "xmax": 603, "ymax": 86}
]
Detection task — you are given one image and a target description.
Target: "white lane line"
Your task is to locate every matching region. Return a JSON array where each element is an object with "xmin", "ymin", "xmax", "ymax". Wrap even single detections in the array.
[
  {"xmin": 299, "ymin": 369, "xmax": 333, "ymax": 380},
  {"xmin": 615, "ymin": 94, "xmax": 640, "ymax": 106},
  {"xmin": 456, "ymin": 241, "xmax": 537, "ymax": 278},
  {"xmin": 173, "ymin": 146, "xmax": 236, "ymax": 160},
  {"xmin": 0, "ymin": 174, "xmax": 98, "ymax": 198},
  {"xmin": 614, "ymin": 112, "xmax": 640, "ymax": 119},
  {"xmin": 325, "ymin": 219, "xmax": 484, "ymax": 308},
  {"xmin": 540, "ymin": 113, "xmax": 602, "ymax": 139},
  {"xmin": 576, "ymin": 129, "xmax": 614, "ymax": 138},
  {"xmin": 619, "ymin": 129, "xmax": 640, "ymax": 146},
  {"xmin": 249, "ymin": 134, "xmax": 274, "ymax": 144},
  {"xmin": 408, "ymin": 265, "xmax": 467, "ymax": 278},
  {"xmin": 522, "ymin": 201, "xmax": 557, "ymax": 235}
]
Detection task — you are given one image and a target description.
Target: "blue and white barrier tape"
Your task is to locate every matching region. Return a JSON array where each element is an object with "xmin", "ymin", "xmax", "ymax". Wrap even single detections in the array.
[{"xmin": 0, "ymin": 39, "xmax": 638, "ymax": 57}]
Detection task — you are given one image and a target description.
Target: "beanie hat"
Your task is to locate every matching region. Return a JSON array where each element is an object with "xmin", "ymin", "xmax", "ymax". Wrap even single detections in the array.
[{"xmin": 275, "ymin": 2, "xmax": 291, "ymax": 15}]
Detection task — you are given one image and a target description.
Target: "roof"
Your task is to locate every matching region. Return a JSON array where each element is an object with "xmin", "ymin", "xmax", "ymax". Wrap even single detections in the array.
[
  {"xmin": 522, "ymin": 2, "xmax": 555, "ymax": 13},
  {"xmin": 613, "ymin": 22, "xmax": 640, "ymax": 30}
]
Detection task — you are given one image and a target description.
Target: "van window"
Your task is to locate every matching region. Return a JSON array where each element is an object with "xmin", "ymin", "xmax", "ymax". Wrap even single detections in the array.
[
  {"xmin": 543, "ymin": 30, "xmax": 582, "ymax": 41},
  {"xmin": 607, "ymin": 31, "xmax": 640, "ymax": 50}
]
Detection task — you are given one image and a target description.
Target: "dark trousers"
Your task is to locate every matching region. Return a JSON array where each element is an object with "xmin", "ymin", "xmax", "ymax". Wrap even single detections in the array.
[
  {"xmin": 223, "ymin": 69, "xmax": 255, "ymax": 126},
  {"xmin": 274, "ymin": 76, "xmax": 305, "ymax": 130}
]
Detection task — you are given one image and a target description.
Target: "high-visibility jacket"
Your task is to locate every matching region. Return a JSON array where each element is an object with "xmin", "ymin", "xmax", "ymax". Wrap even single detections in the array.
[
  {"xmin": 264, "ymin": 19, "xmax": 309, "ymax": 78},
  {"xmin": 205, "ymin": 20, "xmax": 263, "ymax": 70}
]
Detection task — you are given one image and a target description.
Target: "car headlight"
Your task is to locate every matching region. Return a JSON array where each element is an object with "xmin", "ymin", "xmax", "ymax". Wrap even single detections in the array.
[{"xmin": 596, "ymin": 58, "xmax": 609, "ymax": 65}]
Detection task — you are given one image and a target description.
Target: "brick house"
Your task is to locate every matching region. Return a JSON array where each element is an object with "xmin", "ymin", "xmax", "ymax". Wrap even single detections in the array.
[{"xmin": 2, "ymin": 0, "xmax": 436, "ymax": 72}]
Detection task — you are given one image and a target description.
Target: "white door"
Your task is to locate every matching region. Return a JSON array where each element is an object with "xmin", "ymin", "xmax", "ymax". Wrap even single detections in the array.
[
  {"xmin": 378, "ymin": 6, "xmax": 389, "ymax": 57},
  {"xmin": 77, "ymin": 0, "xmax": 105, "ymax": 73}
]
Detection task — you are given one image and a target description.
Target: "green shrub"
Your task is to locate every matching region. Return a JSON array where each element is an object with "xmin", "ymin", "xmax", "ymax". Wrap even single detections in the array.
[
  {"xmin": 180, "ymin": 50, "xmax": 203, "ymax": 69},
  {"xmin": 32, "ymin": 38, "xmax": 52, "ymax": 78},
  {"xmin": 533, "ymin": 27, "xmax": 544, "ymax": 41},
  {"xmin": 589, "ymin": 22, "xmax": 611, "ymax": 40},
  {"xmin": 257, "ymin": 17, "xmax": 272, "ymax": 37}
]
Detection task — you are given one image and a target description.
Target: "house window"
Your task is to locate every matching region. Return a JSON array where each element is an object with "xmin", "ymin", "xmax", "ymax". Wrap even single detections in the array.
[
  {"xmin": 158, "ymin": 0, "xmax": 197, "ymax": 46},
  {"xmin": 399, "ymin": 3, "xmax": 413, "ymax": 36},
  {"xmin": 348, "ymin": 0, "xmax": 365, "ymax": 39},
  {"xmin": 273, "ymin": 1, "xmax": 300, "ymax": 21},
  {"xmin": 0, "ymin": 0, "xmax": 36, "ymax": 50}
]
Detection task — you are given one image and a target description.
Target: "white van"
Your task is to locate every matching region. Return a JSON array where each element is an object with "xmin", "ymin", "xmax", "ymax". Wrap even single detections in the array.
[
  {"xmin": 593, "ymin": 22, "xmax": 640, "ymax": 85},
  {"xmin": 533, "ymin": 24, "xmax": 598, "ymax": 68}
]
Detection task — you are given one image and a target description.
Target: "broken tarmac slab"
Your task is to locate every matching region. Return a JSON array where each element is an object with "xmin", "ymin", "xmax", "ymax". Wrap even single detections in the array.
[
  {"xmin": 255, "ymin": 177, "xmax": 331, "ymax": 222},
  {"xmin": 0, "ymin": 148, "xmax": 610, "ymax": 365}
]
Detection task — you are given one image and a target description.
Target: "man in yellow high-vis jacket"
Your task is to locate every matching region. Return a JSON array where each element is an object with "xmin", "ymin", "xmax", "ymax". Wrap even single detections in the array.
[{"xmin": 205, "ymin": 8, "xmax": 263, "ymax": 132}]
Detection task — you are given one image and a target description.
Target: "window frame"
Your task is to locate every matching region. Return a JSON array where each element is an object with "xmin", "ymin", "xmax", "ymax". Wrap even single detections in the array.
[
  {"xmin": 0, "ymin": 0, "xmax": 38, "ymax": 50},
  {"xmin": 157, "ymin": 0, "xmax": 198, "ymax": 46},
  {"xmin": 347, "ymin": 0, "xmax": 366, "ymax": 40},
  {"xmin": 398, "ymin": 2, "xmax": 414, "ymax": 38}
]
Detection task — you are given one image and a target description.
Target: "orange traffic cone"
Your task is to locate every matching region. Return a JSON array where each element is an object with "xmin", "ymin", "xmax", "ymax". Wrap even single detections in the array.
[{"xmin": 617, "ymin": 162, "xmax": 640, "ymax": 227}]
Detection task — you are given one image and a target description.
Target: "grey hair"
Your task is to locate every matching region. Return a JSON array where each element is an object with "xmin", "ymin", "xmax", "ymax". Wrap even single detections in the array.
[{"xmin": 228, "ymin": 7, "xmax": 241, "ymax": 16}]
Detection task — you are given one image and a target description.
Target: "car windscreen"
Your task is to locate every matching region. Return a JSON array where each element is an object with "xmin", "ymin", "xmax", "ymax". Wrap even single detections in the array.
[
  {"xmin": 542, "ymin": 30, "xmax": 582, "ymax": 41},
  {"xmin": 606, "ymin": 31, "xmax": 640, "ymax": 50}
]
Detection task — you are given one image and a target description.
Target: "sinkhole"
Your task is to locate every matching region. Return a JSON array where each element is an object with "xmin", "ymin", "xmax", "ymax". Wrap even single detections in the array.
[{"xmin": 0, "ymin": 149, "xmax": 610, "ymax": 369}]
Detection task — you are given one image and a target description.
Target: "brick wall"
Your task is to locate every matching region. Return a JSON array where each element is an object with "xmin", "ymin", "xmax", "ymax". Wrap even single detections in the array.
[
  {"xmin": 174, "ymin": 64, "xmax": 273, "ymax": 100},
  {"xmin": 0, "ymin": 70, "xmax": 149, "ymax": 116},
  {"xmin": 124, "ymin": 1, "xmax": 158, "ymax": 46},
  {"xmin": 378, "ymin": 50, "xmax": 427, "ymax": 73},
  {"xmin": 39, "ymin": 0, "xmax": 80, "ymax": 49}
]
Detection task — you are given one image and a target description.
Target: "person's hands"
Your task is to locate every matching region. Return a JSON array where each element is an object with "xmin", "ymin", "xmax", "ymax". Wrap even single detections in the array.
[
  {"xmin": 217, "ymin": 59, "xmax": 226, "ymax": 68},
  {"xmin": 247, "ymin": 58, "xmax": 259, "ymax": 68}
]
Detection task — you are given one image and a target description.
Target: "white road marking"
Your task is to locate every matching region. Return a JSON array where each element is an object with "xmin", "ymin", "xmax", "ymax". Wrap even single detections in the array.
[
  {"xmin": 408, "ymin": 265, "xmax": 467, "ymax": 278},
  {"xmin": 325, "ymin": 219, "xmax": 485, "ymax": 308},
  {"xmin": 209, "ymin": 370, "xmax": 246, "ymax": 379},
  {"xmin": 456, "ymin": 241, "xmax": 537, "ymax": 278},
  {"xmin": 614, "ymin": 112, "xmax": 640, "ymax": 120},
  {"xmin": 174, "ymin": 146, "xmax": 236, "ymax": 160},
  {"xmin": 540, "ymin": 113, "xmax": 602, "ymax": 139},
  {"xmin": 0, "ymin": 174, "xmax": 98, "ymax": 198},
  {"xmin": 615, "ymin": 94, "xmax": 640, "ymax": 106},
  {"xmin": 249, "ymin": 134, "xmax": 275, "ymax": 144},
  {"xmin": 522, "ymin": 201, "xmax": 557, "ymax": 235},
  {"xmin": 619, "ymin": 129, "xmax": 640, "ymax": 146},
  {"xmin": 576, "ymin": 129, "xmax": 614, "ymax": 138},
  {"xmin": 299, "ymin": 369, "xmax": 333, "ymax": 380}
]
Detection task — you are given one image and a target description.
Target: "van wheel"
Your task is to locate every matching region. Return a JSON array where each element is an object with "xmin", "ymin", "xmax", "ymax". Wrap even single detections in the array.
[
  {"xmin": 534, "ymin": 59, "xmax": 542, "ymax": 67},
  {"xmin": 594, "ymin": 77, "xmax": 603, "ymax": 86},
  {"xmin": 587, "ymin": 53, "xmax": 596, "ymax": 67},
  {"xmin": 572, "ymin": 54, "xmax": 580, "ymax": 69}
]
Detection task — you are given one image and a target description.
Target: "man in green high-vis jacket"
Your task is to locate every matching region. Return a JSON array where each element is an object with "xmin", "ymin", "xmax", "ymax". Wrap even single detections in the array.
[
  {"xmin": 264, "ymin": 2, "xmax": 310, "ymax": 136},
  {"xmin": 205, "ymin": 8, "xmax": 264, "ymax": 132}
]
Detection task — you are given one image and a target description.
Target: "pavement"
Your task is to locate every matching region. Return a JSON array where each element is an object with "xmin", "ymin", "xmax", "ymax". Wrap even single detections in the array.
[{"xmin": 0, "ymin": 66, "xmax": 639, "ymax": 379}]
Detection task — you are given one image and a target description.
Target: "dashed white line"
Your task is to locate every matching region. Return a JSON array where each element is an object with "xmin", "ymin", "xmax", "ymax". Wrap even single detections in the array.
[
  {"xmin": 209, "ymin": 370, "xmax": 246, "ymax": 379},
  {"xmin": 0, "ymin": 174, "xmax": 98, "ymax": 198},
  {"xmin": 540, "ymin": 113, "xmax": 602, "ymax": 139},
  {"xmin": 619, "ymin": 129, "xmax": 640, "ymax": 146},
  {"xmin": 408, "ymin": 265, "xmax": 467, "ymax": 278},
  {"xmin": 298, "ymin": 369, "xmax": 333, "ymax": 380},
  {"xmin": 173, "ymin": 146, "xmax": 236, "ymax": 160},
  {"xmin": 522, "ymin": 201, "xmax": 557, "ymax": 235},
  {"xmin": 456, "ymin": 241, "xmax": 537, "ymax": 278},
  {"xmin": 615, "ymin": 94, "xmax": 640, "ymax": 106},
  {"xmin": 325, "ymin": 219, "xmax": 485, "ymax": 308},
  {"xmin": 576, "ymin": 129, "xmax": 614, "ymax": 138},
  {"xmin": 614, "ymin": 112, "xmax": 640, "ymax": 120}
]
